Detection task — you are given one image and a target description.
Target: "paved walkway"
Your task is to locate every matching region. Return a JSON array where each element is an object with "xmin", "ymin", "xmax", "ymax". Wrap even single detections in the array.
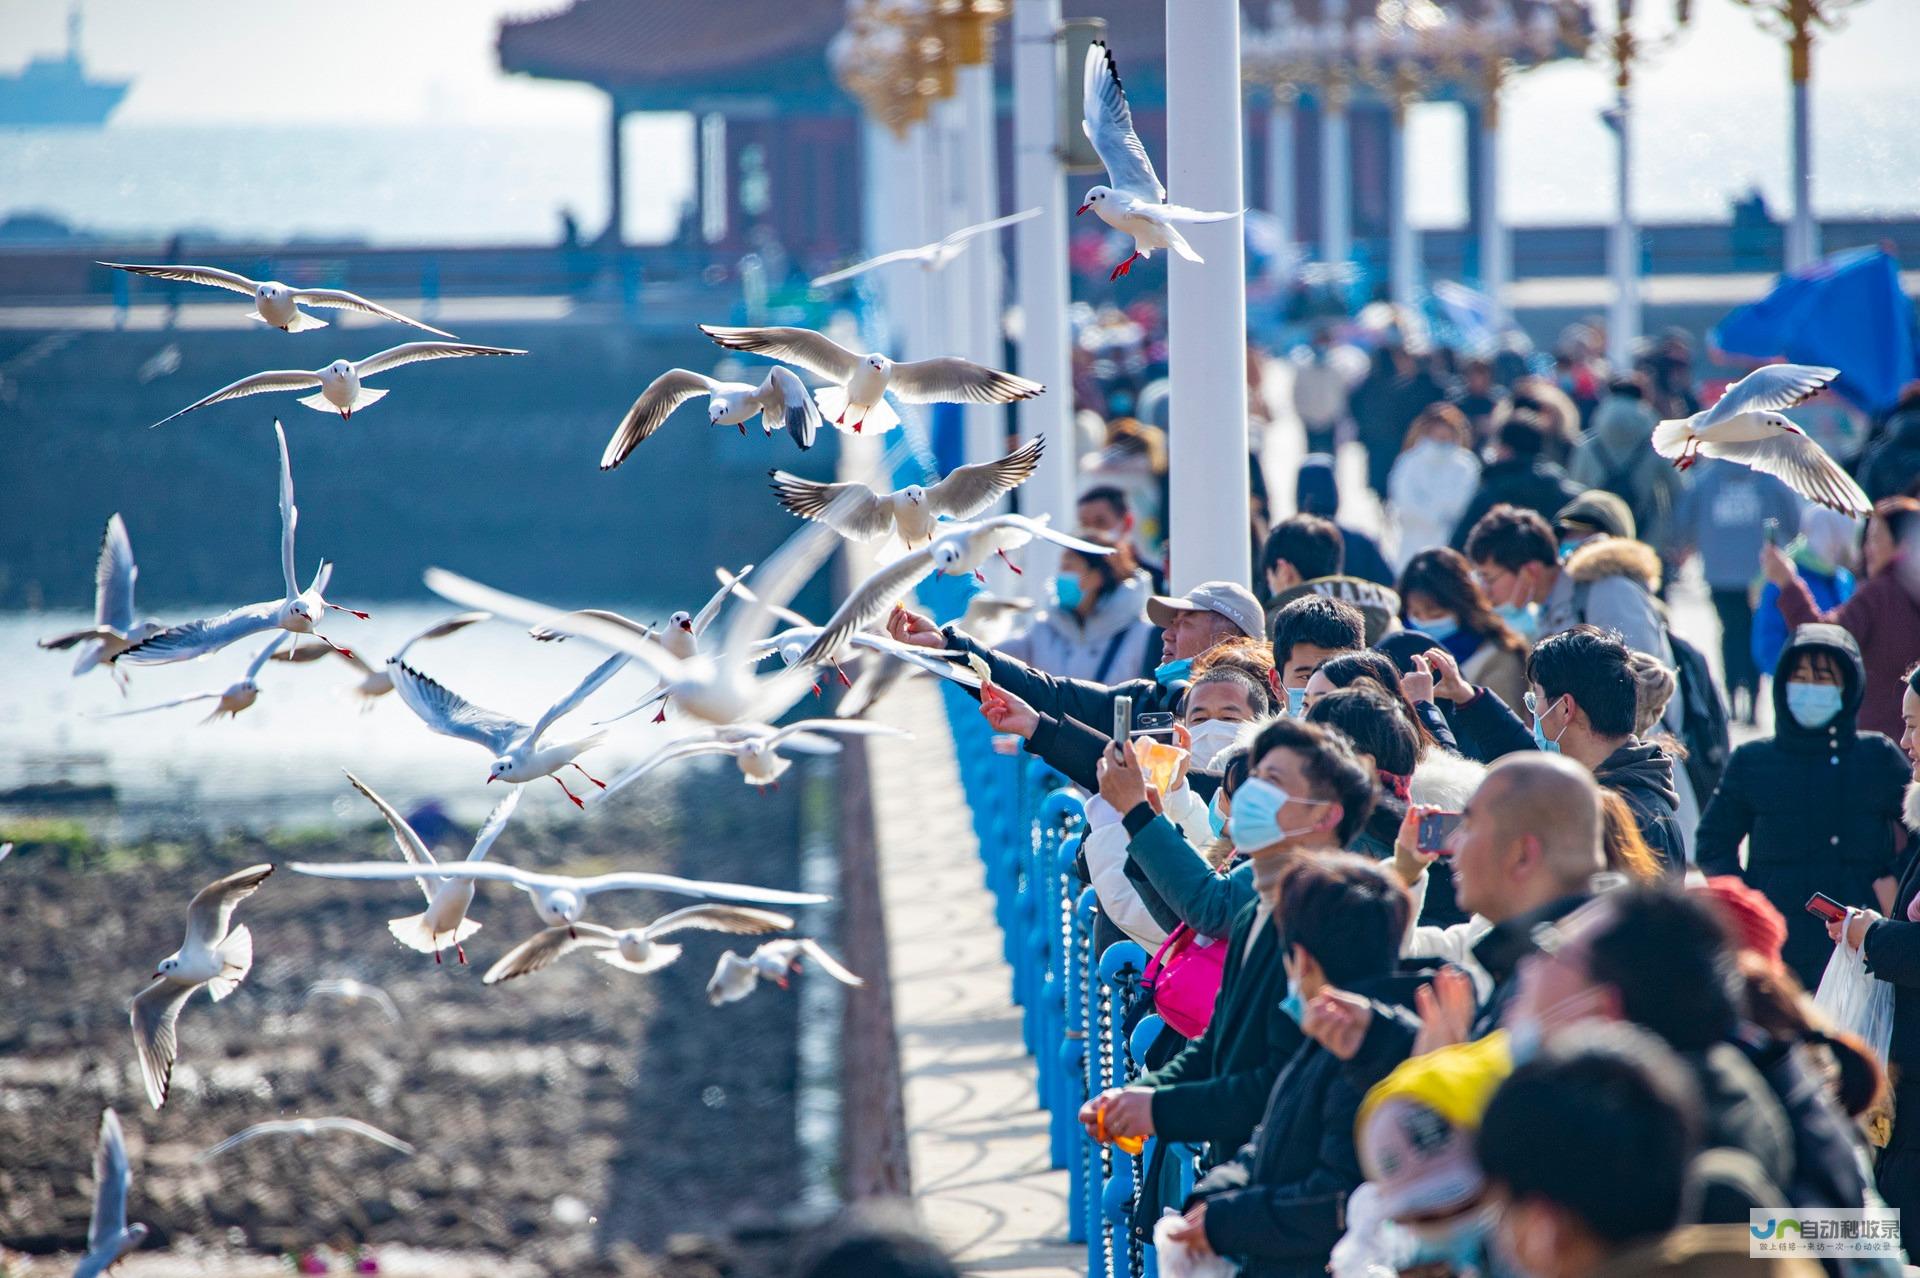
[{"xmin": 869, "ymin": 677, "xmax": 1081, "ymax": 1277}]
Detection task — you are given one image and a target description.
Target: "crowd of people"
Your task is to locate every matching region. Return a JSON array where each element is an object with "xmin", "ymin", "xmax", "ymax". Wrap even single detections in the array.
[{"xmin": 887, "ymin": 316, "xmax": 1920, "ymax": 1275}]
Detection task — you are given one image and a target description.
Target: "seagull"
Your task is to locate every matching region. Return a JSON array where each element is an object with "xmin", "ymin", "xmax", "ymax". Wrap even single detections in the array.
[
  {"xmin": 809, "ymin": 208, "xmax": 1043, "ymax": 288},
  {"xmin": 345, "ymin": 770, "xmax": 520, "ymax": 965},
  {"xmin": 707, "ymin": 939, "xmax": 865, "ymax": 1007},
  {"xmin": 100, "ymin": 262, "xmax": 457, "ymax": 337},
  {"xmin": 99, "ymin": 631, "xmax": 288, "ymax": 722},
  {"xmin": 1077, "ymin": 41, "xmax": 1242, "ymax": 280},
  {"xmin": 117, "ymin": 422, "xmax": 365, "ymax": 666},
  {"xmin": 130, "ymin": 863, "xmax": 274, "ymax": 1109},
  {"xmin": 74, "ymin": 1109, "xmax": 147, "ymax": 1278},
  {"xmin": 700, "ymin": 324, "xmax": 1043, "ymax": 435},
  {"xmin": 151, "ymin": 341, "xmax": 525, "ymax": 427},
  {"xmin": 595, "ymin": 719, "xmax": 908, "ymax": 799},
  {"xmin": 388, "ymin": 652, "xmax": 627, "ymax": 806},
  {"xmin": 481, "ymin": 904, "xmax": 796, "ymax": 986},
  {"xmin": 288, "ymin": 860, "xmax": 830, "ymax": 939},
  {"xmin": 36, "ymin": 513, "xmax": 164, "ymax": 687},
  {"xmin": 799, "ymin": 514, "xmax": 1113, "ymax": 665},
  {"xmin": 425, "ymin": 514, "xmax": 848, "ymax": 728},
  {"xmin": 600, "ymin": 365, "xmax": 821, "ymax": 469},
  {"xmin": 197, "ymin": 1117, "xmax": 414, "ymax": 1162},
  {"xmin": 273, "ymin": 611, "xmax": 489, "ymax": 706},
  {"xmin": 770, "ymin": 437, "xmax": 1045, "ymax": 546},
  {"xmin": 959, "ymin": 591, "xmax": 1036, "ymax": 648},
  {"xmin": 0, "ymin": 843, "xmax": 12, "ymax": 866},
  {"xmin": 1651, "ymin": 363, "xmax": 1870, "ymax": 515},
  {"xmin": 302, "ymin": 977, "xmax": 403, "ymax": 1023}
]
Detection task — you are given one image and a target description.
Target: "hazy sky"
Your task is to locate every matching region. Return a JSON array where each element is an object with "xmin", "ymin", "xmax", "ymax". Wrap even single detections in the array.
[{"xmin": 3, "ymin": 0, "xmax": 1917, "ymax": 231}]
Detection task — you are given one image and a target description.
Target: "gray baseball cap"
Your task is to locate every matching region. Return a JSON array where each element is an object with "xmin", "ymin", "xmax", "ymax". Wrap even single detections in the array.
[{"xmin": 1146, "ymin": 581, "xmax": 1264, "ymax": 641}]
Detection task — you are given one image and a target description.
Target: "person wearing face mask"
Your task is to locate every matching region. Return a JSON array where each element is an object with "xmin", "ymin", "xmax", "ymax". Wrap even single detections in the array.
[
  {"xmin": 1694, "ymin": 625, "xmax": 1909, "ymax": 990},
  {"xmin": 1271, "ymin": 595, "xmax": 1366, "ymax": 715},
  {"xmin": 1160, "ymin": 855, "xmax": 1423, "ymax": 1277},
  {"xmin": 1080, "ymin": 719, "xmax": 1376, "ymax": 1178},
  {"xmin": 1476, "ymin": 1024, "xmax": 1823, "ymax": 1278},
  {"xmin": 1398, "ymin": 546, "xmax": 1530, "ymax": 715},
  {"xmin": 1388, "ymin": 404, "xmax": 1484, "ymax": 569},
  {"xmin": 997, "ymin": 543, "xmax": 1158, "ymax": 684}
]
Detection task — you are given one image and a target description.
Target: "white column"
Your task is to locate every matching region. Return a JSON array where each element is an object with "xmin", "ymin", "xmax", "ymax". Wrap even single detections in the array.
[
  {"xmin": 1267, "ymin": 94, "xmax": 1296, "ymax": 242},
  {"xmin": 891, "ymin": 122, "xmax": 935, "ymax": 361},
  {"xmin": 1388, "ymin": 101, "xmax": 1418, "ymax": 310},
  {"xmin": 1013, "ymin": 0, "xmax": 1077, "ymax": 533},
  {"xmin": 1787, "ymin": 73, "xmax": 1818, "ymax": 271},
  {"xmin": 1318, "ymin": 86, "xmax": 1350, "ymax": 269},
  {"xmin": 959, "ymin": 62, "xmax": 1004, "ymax": 468},
  {"xmin": 1476, "ymin": 96, "xmax": 1509, "ymax": 326},
  {"xmin": 861, "ymin": 119, "xmax": 909, "ymax": 351},
  {"xmin": 1605, "ymin": 87, "xmax": 1638, "ymax": 370},
  {"xmin": 1165, "ymin": 0, "xmax": 1251, "ymax": 591}
]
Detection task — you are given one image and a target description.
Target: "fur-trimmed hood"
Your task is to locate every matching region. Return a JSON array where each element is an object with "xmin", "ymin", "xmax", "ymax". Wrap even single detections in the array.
[
  {"xmin": 1565, "ymin": 535, "xmax": 1663, "ymax": 594},
  {"xmin": 1410, "ymin": 750, "xmax": 1488, "ymax": 810}
]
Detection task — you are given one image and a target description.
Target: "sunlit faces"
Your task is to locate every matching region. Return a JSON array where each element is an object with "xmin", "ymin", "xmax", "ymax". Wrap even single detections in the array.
[
  {"xmin": 1447, "ymin": 772, "xmax": 1525, "ymax": 920},
  {"xmin": 1163, "ymin": 608, "xmax": 1237, "ymax": 663},
  {"xmin": 1788, "ymin": 651, "xmax": 1845, "ymax": 686},
  {"xmin": 1076, "ymin": 496, "xmax": 1130, "ymax": 544},
  {"xmin": 1471, "ymin": 560, "xmax": 1547, "ymax": 610},
  {"xmin": 1402, "ymin": 589, "xmax": 1457, "ymax": 635},
  {"xmin": 1902, "ymin": 686, "xmax": 1920, "ymax": 778},
  {"xmin": 1280, "ymin": 642, "xmax": 1348, "ymax": 690},
  {"xmin": 1185, "ymin": 678, "xmax": 1257, "ymax": 726},
  {"xmin": 1246, "ymin": 745, "xmax": 1337, "ymax": 842}
]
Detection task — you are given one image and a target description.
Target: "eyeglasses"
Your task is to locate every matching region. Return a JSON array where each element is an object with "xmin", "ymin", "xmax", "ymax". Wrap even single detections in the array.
[{"xmin": 1523, "ymin": 690, "xmax": 1558, "ymax": 724}]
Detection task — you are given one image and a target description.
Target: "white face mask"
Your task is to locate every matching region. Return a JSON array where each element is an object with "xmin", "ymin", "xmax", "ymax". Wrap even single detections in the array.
[{"xmin": 1185, "ymin": 718, "xmax": 1244, "ymax": 770}]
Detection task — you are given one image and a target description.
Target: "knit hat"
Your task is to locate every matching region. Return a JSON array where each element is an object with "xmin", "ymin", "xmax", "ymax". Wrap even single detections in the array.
[
  {"xmin": 1692, "ymin": 875, "xmax": 1788, "ymax": 971},
  {"xmin": 1356, "ymin": 1035, "xmax": 1514, "ymax": 1219},
  {"xmin": 1555, "ymin": 491, "xmax": 1637, "ymax": 542}
]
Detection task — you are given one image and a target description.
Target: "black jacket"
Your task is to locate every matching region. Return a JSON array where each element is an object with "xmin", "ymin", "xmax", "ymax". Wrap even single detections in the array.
[
  {"xmin": 1138, "ymin": 895, "xmax": 1302, "ymax": 1167},
  {"xmin": 1696, "ymin": 625, "xmax": 1910, "ymax": 988},
  {"xmin": 1594, "ymin": 738, "xmax": 1686, "ymax": 873},
  {"xmin": 1686, "ymin": 1042, "xmax": 1797, "ymax": 1223},
  {"xmin": 944, "ymin": 626, "xmax": 1187, "ymax": 733},
  {"xmin": 1448, "ymin": 457, "xmax": 1586, "ymax": 549},
  {"xmin": 1861, "ymin": 408, "xmax": 1920, "ymax": 503},
  {"xmin": 1863, "ymin": 829, "xmax": 1920, "ymax": 1074},
  {"xmin": 1190, "ymin": 972, "xmax": 1429, "ymax": 1278}
]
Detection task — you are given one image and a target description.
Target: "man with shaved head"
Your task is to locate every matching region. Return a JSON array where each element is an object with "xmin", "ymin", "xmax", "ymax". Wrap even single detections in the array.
[{"xmin": 1300, "ymin": 752, "xmax": 1608, "ymax": 1082}]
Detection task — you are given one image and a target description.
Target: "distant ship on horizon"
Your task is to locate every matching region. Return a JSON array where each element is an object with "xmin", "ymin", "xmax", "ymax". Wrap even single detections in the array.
[{"xmin": 0, "ymin": 7, "xmax": 128, "ymax": 129}]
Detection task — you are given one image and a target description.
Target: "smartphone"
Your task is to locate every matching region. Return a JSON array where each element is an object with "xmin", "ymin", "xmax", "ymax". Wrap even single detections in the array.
[
  {"xmin": 1806, "ymin": 892, "xmax": 1848, "ymax": 923},
  {"xmin": 1763, "ymin": 517, "xmax": 1781, "ymax": 547},
  {"xmin": 1134, "ymin": 711, "xmax": 1177, "ymax": 741},
  {"xmin": 1113, "ymin": 694, "xmax": 1132, "ymax": 745},
  {"xmin": 1417, "ymin": 811, "xmax": 1463, "ymax": 855}
]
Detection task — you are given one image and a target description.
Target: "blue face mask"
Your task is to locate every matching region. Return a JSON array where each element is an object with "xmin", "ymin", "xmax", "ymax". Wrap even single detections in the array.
[
  {"xmin": 1155, "ymin": 656, "xmax": 1194, "ymax": 687},
  {"xmin": 1496, "ymin": 602, "xmax": 1540, "ymax": 641},
  {"xmin": 1207, "ymin": 789, "xmax": 1229, "ymax": 838},
  {"xmin": 1229, "ymin": 777, "xmax": 1319, "ymax": 852},
  {"xmin": 1558, "ymin": 540, "xmax": 1581, "ymax": 562},
  {"xmin": 1053, "ymin": 572, "xmax": 1084, "ymax": 611},
  {"xmin": 1279, "ymin": 977, "xmax": 1304, "ymax": 1025},
  {"xmin": 1410, "ymin": 614, "xmax": 1459, "ymax": 641},
  {"xmin": 1785, "ymin": 681, "xmax": 1844, "ymax": 729},
  {"xmin": 1529, "ymin": 694, "xmax": 1565, "ymax": 754},
  {"xmin": 1285, "ymin": 686, "xmax": 1307, "ymax": 716},
  {"xmin": 1408, "ymin": 1208, "xmax": 1496, "ymax": 1274}
]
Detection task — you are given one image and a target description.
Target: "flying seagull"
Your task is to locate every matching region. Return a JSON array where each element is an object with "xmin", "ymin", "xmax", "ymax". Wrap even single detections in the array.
[
  {"xmin": 594, "ymin": 718, "xmax": 907, "ymax": 798},
  {"xmin": 272, "ymin": 611, "xmax": 490, "ymax": 706},
  {"xmin": 1077, "ymin": 41, "xmax": 1241, "ymax": 279},
  {"xmin": 809, "ymin": 208, "xmax": 1043, "ymax": 288},
  {"xmin": 197, "ymin": 1117, "xmax": 414, "ymax": 1162},
  {"xmin": 100, "ymin": 262, "xmax": 457, "ymax": 337},
  {"xmin": 1651, "ymin": 363, "xmax": 1870, "ymax": 515},
  {"xmin": 600, "ymin": 366, "xmax": 821, "ymax": 469},
  {"xmin": 770, "ymin": 437, "xmax": 1045, "ymax": 546},
  {"xmin": 152, "ymin": 340, "xmax": 524, "ymax": 427},
  {"xmin": 74, "ymin": 1109, "xmax": 148, "ymax": 1278},
  {"xmin": 36, "ymin": 513, "xmax": 164, "ymax": 686},
  {"xmin": 100, "ymin": 631, "xmax": 288, "ymax": 722},
  {"xmin": 482, "ymin": 904, "xmax": 795, "ymax": 985},
  {"xmin": 707, "ymin": 939, "xmax": 865, "ymax": 1006}
]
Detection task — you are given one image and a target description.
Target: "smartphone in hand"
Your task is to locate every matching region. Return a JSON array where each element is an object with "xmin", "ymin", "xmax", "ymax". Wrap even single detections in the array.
[
  {"xmin": 1806, "ymin": 892, "xmax": 1848, "ymax": 923},
  {"xmin": 1112, "ymin": 695, "xmax": 1133, "ymax": 746},
  {"xmin": 1134, "ymin": 711, "xmax": 1177, "ymax": 741},
  {"xmin": 1418, "ymin": 811, "xmax": 1463, "ymax": 855}
]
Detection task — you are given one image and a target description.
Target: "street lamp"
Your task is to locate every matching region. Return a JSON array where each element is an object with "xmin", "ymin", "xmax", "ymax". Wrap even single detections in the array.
[{"xmin": 1730, "ymin": 0, "xmax": 1866, "ymax": 272}]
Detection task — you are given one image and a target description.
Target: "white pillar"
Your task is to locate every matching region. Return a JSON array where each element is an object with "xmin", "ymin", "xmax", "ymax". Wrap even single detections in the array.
[
  {"xmin": 1013, "ymin": 0, "xmax": 1077, "ymax": 533},
  {"xmin": 1787, "ymin": 74, "xmax": 1818, "ymax": 271},
  {"xmin": 959, "ymin": 62, "xmax": 1004, "ymax": 469},
  {"xmin": 1165, "ymin": 0, "xmax": 1251, "ymax": 591},
  {"xmin": 861, "ymin": 119, "xmax": 910, "ymax": 351},
  {"xmin": 1267, "ymin": 94, "xmax": 1296, "ymax": 242},
  {"xmin": 1388, "ymin": 102, "xmax": 1418, "ymax": 310},
  {"xmin": 1476, "ymin": 96, "xmax": 1508, "ymax": 326},
  {"xmin": 1318, "ymin": 87, "xmax": 1350, "ymax": 269},
  {"xmin": 892, "ymin": 122, "xmax": 936, "ymax": 361},
  {"xmin": 1606, "ymin": 88, "xmax": 1638, "ymax": 370}
]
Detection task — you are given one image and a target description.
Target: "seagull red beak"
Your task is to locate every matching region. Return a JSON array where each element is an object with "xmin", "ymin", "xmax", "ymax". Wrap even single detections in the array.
[
  {"xmin": 1075, "ymin": 203, "xmax": 1091, "ymax": 216},
  {"xmin": 485, "ymin": 775, "xmax": 497, "ymax": 784}
]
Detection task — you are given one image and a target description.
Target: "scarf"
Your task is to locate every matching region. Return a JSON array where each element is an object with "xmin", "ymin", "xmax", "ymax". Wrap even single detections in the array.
[{"xmin": 1377, "ymin": 769, "xmax": 1412, "ymax": 802}]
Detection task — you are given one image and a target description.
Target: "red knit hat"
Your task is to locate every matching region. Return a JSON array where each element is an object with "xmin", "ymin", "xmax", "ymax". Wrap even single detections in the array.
[{"xmin": 1693, "ymin": 875, "xmax": 1788, "ymax": 970}]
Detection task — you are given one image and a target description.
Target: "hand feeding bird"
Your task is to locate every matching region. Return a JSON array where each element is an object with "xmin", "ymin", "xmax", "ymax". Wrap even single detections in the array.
[
  {"xmin": 287, "ymin": 859, "xmax": 829, "ymax": 940},
  {"xmin": 386, "ymin": 650, "xmax": 629, "ymax": 807},
  {"xmin": 130, "ymin": 863, "xmax": 274, "ymax": 1109},
  {"xmin": 599, "ymin": 366, "xmax": 821, "ymax": 469},
  {"xmin": 99, "ymin": 631, "xmax": 288, "ymax": 722},
  {"xmin": 343, "ymin": 770, "xmax": 521, "ymax": 965},
  {"xmin": 271, "ymin": 611, "xmax": 490, "ymax": 707},
  {"xmin": 197, "ymin": 1117, "xmax": 415, "ymax": 1162},
  {"xmin": 1078, "ymin": 40, "xmax": 1242, "ymax": 280},
  {"xmin": 707, "ymin": 939, "xmax": 865, "ymax": 1007},
  {"xmin": 73, "ymin": 1109, "xmax": 148, "ymax": 1278},
  {"xmin": 36, "ymin": 513, "xmax": 164, "ymax": 688},
  {"xmin": 117, "ymin": 422, "xmax": 367, "ymax": 666},
  {"xmin": 808, "ymin": 208, "xmax": 1043, "ymax": 288},
  {"xmin": 594, "ymin": 718, "xmax": 908, "ymax": 799},
  {"xmin": 151, "ymin": 341, "xmax": 525, "ymax": 427},
  {"xmin": 481, "ymin": 904, "xmax": 796, "ymax": 986},
  {"xmin": 1650, "ymin": 363, "xmax": 1870, "ymax": 515},
  {"xmin": 699, "ymin": 323, "xmax": 1042, "ymax": 435},
  {"xmin": 99, "ymin": 262, "xmax": 458, "ymax": 337},
  {"xmin": 770, "ymin": 436, "xmax": 1045, "ymax": 546}
]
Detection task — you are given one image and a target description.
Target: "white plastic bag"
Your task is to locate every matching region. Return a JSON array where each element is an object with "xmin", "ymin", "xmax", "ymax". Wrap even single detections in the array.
[
  {"xmin": 1153, "ymin": 1208, "xmax": 1240, "ymax": 1278},
  {"xmin": 1329, "ymin": 1183, "xmax": 1418, "ymax": 1278},
  {"xmin": 1813, "ymin": 910, "xmax": 1896, "ymax": 1066}
]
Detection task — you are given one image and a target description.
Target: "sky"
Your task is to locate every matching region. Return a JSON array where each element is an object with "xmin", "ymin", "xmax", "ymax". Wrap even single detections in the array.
[{"xmin": 1, "ymin": 0, "xmax": 1917, "ymax": 237}]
